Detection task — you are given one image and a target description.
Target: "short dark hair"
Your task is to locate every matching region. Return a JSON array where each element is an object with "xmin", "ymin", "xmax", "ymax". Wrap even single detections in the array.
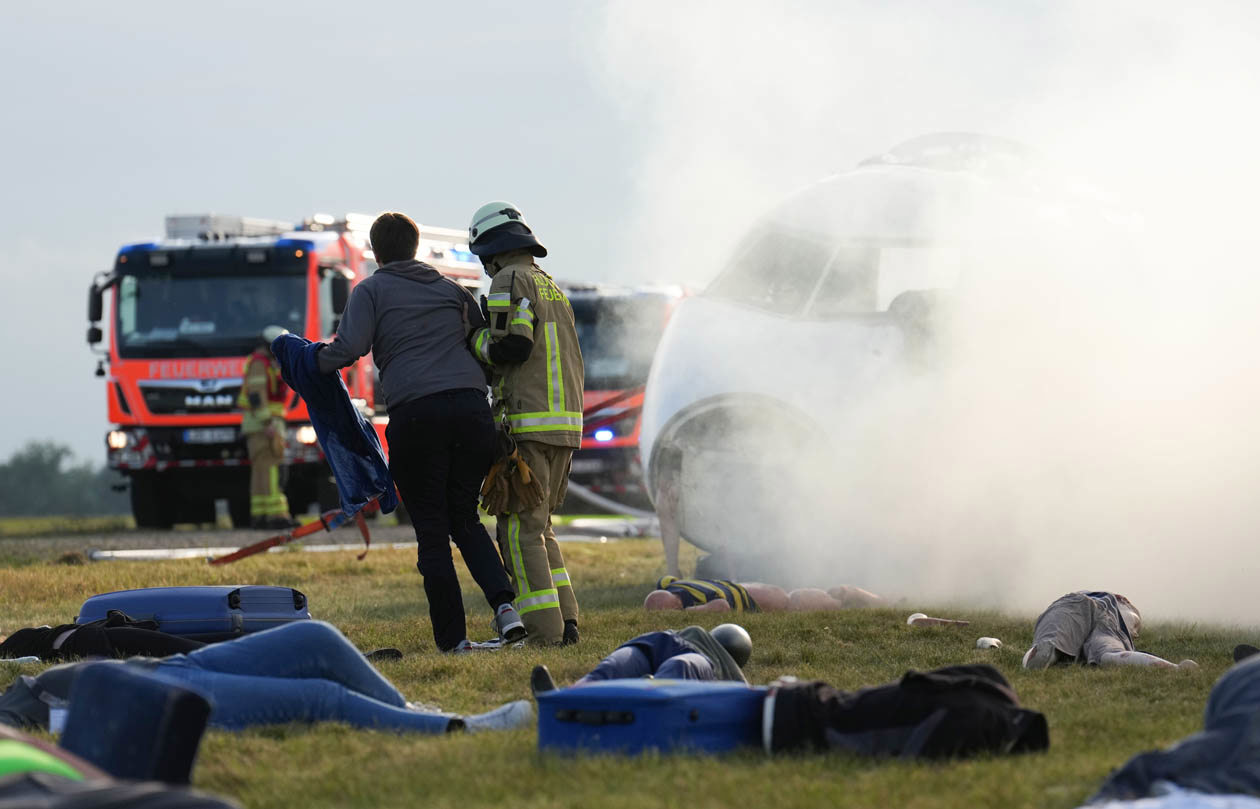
[{"xmin": 370, "ymin": 212, "xmax": 420, "ymax": 265}]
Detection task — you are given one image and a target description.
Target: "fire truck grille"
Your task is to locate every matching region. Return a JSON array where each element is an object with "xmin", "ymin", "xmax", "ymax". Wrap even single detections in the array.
[
  {"xmin": 142, "ymin": 427, "xmax": 247, "ymax": 461},
  {"xmin": 140, "ymin": 384, "xmax": 242, "ymax": 415}
]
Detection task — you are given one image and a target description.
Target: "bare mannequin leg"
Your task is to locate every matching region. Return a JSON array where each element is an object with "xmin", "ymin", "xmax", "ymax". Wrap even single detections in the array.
[{"xmin": 1098, "ymin": 650, "xmax": 1198, "ymax": 669}]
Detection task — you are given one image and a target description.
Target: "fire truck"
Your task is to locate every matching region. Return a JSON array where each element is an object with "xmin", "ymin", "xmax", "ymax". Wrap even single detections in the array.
[
  {"xmin": 85, "ymin": 213, "xmax": 480, "ymax": 528},
  {"xmin": 564, "ymin": 284, "xmax": 687, "ymax": 511}
]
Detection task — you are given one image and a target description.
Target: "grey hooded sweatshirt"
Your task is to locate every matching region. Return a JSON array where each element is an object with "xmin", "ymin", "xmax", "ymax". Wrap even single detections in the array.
[{"xmin": 318, "ymin": 260, "xmax": 488, "ymax": 411}]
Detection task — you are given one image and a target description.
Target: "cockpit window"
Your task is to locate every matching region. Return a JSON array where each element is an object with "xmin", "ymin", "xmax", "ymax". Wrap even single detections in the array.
[
  {"xmin": 874, "ymin": 247, "xmax": 961, "ymax": 309},
  {"xmin": 804, "ymin": 246, "xmax": 961, "ymax": 319},
  {"xmin": 704, "ymin": 229, "xmax": 833, "ymax": 316},
  {"xmin": 804, "ymin": 247, "xmax": 880, "ymax": 316}
]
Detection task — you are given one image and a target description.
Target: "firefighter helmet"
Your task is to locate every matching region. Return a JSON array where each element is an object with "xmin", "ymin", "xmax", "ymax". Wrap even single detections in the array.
[
  {"xmin": 711, "ymin": 623, "xmax": 752, "ymax": 667},
  {"xmin": 468, "ymin": 201, "xmax": 547, "ymax": 258}
]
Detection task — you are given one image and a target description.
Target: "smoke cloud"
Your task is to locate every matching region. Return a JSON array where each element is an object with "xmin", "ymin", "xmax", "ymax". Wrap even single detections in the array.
[{"xmin": 587, "ymin": 1, "xmax": 1260, "ymax": 623}]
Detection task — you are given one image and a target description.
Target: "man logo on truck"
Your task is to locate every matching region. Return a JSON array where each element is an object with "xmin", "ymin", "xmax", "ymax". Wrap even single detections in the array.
[{"xmin": 184, "ymin": 394, "xmax": 235, "ymax": 408}]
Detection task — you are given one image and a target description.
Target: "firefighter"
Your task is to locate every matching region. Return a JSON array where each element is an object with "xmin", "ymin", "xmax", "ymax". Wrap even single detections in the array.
[
  {"xmin": 467, "ymin": 202, "xmax": 582, "ymax": 646},
  {"xmin": 238, "ymin": 325, "xmax": 293, "ymax": 529}
]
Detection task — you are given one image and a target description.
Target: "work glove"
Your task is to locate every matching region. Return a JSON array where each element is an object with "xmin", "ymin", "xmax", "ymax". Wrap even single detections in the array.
[
  {"xmin": 480, "ymin": 444, "xmax": 545, "ymax": 515},
  {"xmin": 507, "ymin": 453, "xmax": 545, "ymax": 512},
  {"xmin": 480, "ymin": 454, "xmax": 511, "ymax": 515}
]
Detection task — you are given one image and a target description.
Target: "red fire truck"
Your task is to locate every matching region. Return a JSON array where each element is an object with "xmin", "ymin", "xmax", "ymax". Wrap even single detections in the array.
[
  {"xmin": 564, "ymin": 284, "xmax": 687, "ymax": 511},
  {"xmin": 86, "ymin": 213, "xmax": 480, "ymax": 528}
]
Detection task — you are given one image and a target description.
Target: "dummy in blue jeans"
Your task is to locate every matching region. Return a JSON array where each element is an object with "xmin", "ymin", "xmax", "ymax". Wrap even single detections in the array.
[
  {"xmin": 146, "ymin": 621, "xmax": 453, "ymax": 733},
  {"xmin": 576, "ymin": 631, "xmax": 716, "ymax": 683}
]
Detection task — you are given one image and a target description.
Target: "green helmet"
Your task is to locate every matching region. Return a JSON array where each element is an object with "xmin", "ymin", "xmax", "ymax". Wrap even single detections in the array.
[{"xmin": 468, "ymin": 201, "xmax": 547, "ymax": 258}]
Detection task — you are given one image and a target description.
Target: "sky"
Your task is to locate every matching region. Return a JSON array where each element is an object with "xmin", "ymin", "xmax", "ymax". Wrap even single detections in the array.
[
  {"xmin": 1, "ymin": 2, "xmax": 635, "ymax": 462},
  {"xmin": 2, "ymin": 0, "xmax": 1258, "ymax": 473}
]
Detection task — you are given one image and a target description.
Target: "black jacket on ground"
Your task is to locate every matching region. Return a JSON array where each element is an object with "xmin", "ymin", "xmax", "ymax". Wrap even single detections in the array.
[
  {"xmin": 767, "ymin": 664, "xmax": 1049, "ymax": 759},
  {"xmin": 0, "ymin": 612, "xmax": 202, "ymax": 663}
]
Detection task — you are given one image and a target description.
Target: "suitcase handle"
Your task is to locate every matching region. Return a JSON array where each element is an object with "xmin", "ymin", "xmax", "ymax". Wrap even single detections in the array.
[{"xmin": 553, "ymin": 709, "xmax": 636, "ymax": 726}]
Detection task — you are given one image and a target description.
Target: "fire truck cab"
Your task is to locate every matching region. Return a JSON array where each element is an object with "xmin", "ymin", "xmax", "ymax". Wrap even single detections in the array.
[
  {"xmin": 564, "ymin": 284, "xmax": 686, "ymax": 510},
  {"xmin": 86, "ymin": 213, "xmax": 480, "ymax": 528}
]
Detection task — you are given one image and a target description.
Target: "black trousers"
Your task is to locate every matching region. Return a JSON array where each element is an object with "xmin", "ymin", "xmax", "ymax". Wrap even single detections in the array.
[{"xmin": 386, "ymin": 389, "xmax": 514, "ymax": 651}]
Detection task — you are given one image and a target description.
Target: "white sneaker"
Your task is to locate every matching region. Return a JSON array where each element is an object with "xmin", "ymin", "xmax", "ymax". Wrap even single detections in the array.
[
  {"xmin": 493, "ymin": 603, "xmax": 527, "ymax": 643},
  {"xmin": 463, "ymin": 699, "xmax": 534, "ymax": 733},
  {"xmin": 446, "ymin": 639, "xmax": 501, "ymax": 655}
]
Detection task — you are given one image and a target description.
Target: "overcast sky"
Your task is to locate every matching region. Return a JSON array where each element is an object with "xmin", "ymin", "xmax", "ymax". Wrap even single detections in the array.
[{"xmin": 2, "ymin": 0, "xmax": 1257, "ymax": 464}]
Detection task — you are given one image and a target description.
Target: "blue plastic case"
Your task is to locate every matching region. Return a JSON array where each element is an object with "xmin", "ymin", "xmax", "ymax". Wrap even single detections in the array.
[
  {"xmin": 536, "ymin": 678, "xmax": 767, "ymax": 755},
  {"xmin": 75, "ymin": 585, "xmax": 310, "ymax": 640}
]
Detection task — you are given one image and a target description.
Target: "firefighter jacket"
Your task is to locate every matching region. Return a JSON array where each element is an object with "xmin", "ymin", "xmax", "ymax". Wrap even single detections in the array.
[
  {"xmin": 237, "ymin": 348, "xmax": 288, "ymax": 435},
  {"xmin": 470, "ymin": 256, "xmax": 584, "ymax": 448}
]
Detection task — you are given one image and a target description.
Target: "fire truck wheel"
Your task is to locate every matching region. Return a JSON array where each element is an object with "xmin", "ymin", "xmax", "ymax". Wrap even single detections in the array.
[
  {"xmin": 228, "ymin": 496, "xmax": 251, "ymax": 530},
  {"xmin": 315, "ymin": 473, "xmax": 340, "ymax": 513},
  {"xmin": 130, "ymin": 472, "xmax": 175, "ymax": 530}
]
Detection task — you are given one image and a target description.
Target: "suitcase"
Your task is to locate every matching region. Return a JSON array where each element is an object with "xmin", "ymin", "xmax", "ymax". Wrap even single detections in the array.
[
  {"xmin": 536, "ymin": 679, "xmax": 768, "ymax": 755},
  {"xmin": 75, "ymin": 586, "xmax": 310, "ymax": 641}
]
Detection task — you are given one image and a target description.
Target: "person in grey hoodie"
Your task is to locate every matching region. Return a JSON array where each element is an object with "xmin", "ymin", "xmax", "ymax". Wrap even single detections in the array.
[{"xmin": 318, "ymin": 211, "xmax": 525, "ymax": 653}]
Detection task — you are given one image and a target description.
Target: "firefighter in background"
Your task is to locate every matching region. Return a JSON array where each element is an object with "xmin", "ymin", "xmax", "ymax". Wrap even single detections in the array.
[
  {"xmin": 238, "ymin": 325, "xmax": 293, "ymax": 529},
  {"xmin": 467, "ymin": 202, "xmax": 583, "ymax": 646}
]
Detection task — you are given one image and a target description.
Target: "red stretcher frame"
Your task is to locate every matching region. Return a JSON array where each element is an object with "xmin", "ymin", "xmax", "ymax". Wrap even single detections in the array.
[{"xmin": 208, "ymin": 497, "xmax": 380, "ymax": 566}]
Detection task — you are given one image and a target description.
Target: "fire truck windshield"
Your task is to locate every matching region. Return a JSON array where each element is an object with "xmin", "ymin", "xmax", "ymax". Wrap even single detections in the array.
[
  {"xmin": 571, "ymin": 295, "xmax": 670, "ymax": 390},
  {"xmin": 115, "ymin": 271, "xmax": 306, "ymax": 358}
]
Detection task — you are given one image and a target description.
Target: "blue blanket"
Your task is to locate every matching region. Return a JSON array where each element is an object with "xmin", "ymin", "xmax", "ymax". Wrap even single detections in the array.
[{"xmin": 271, "ymin": 334, "xmax": 397, "ymax": 520}]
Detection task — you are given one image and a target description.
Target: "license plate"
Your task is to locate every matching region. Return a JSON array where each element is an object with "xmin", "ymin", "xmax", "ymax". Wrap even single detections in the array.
[
  {"xmin": 569, "ymin": 458, "xmax": 605, "ymax": 474},
  {"xmin": 184, "ymin": 428, "xmax": 236, "ymax": 444}
]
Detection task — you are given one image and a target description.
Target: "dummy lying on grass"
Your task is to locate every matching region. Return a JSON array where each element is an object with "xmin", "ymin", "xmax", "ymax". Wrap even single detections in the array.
[
  {"xmin": 1023, "ymin": 591, "xmax": 1198, "ymax": 671},
  {"xmin": 0, "ymin": 621, "xmax": 530, "ymax": 734},
  {"xmin": 643, "ymin": 576, "xmax": 885, "ymax": 612},
  {"xmin": 531, "ymin": 626, "xmax": 1048, "ymax": 759}
]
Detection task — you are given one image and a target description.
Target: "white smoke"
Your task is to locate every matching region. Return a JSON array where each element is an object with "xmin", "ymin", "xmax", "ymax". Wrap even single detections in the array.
[{"xmin": 586, "ymin": 0, "xmax": 1260, "ymax": 622}]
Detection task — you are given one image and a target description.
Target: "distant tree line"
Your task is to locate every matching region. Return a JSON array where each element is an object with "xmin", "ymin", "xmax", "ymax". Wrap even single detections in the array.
[{"xmin": 0, "ymin": 441, "xmax": 129, "ymax": 517}]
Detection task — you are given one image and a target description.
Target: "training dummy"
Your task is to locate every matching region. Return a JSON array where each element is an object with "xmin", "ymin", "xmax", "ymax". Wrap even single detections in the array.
[
  {"xmin": 530, "ymin": 624, "xmax": 751, "ymax": 695},
  {"xmin": 0, "ymin": 621, "xmax": 529, "ymax": 735},
  {"xmin": 1023, "ymin": 591, "xmax": 1197, "ymax": 670},
  {"xmin": 644, "ymin": 576, "xmax": 885, "ymax": 612},
  {"xmin": 531, "ymin": 626, "xmax": 1048, "ymax": 760}
]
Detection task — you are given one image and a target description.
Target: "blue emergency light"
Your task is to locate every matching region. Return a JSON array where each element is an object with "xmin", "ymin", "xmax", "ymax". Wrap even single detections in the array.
[{"xmin": 594, "ymin": 428, "xmax": 615, "ymax": 442}]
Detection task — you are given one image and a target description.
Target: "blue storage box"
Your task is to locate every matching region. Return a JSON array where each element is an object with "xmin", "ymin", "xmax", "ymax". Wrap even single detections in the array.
[
  {"xmin": 536, "ymin": 678, "xmax": 767, "ymax": 755},
  {"xmin": 76, "ymin": 585, "xmax": 310, "ymax": 640}
]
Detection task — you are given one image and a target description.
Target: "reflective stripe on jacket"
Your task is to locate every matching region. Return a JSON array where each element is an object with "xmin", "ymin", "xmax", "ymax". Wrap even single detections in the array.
[{"xmin": 481, "ymin": 259, "xmax": 584, "ymax": 447}]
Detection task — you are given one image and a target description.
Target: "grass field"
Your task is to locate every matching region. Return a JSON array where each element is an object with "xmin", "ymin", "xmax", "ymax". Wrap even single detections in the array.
[
  {"xmin": 0, "ymin": 514, "xmax": 134, "ymax": 538},
  {"xmin": 0, "ymin": 537, "xmax": 1240, "ymax": 809}
]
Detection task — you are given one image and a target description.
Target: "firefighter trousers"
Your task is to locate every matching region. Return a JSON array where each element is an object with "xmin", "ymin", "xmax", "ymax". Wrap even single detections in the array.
[
  {"xmin": 495, "ymin": 440, "xmax": 579, "ymax": 644},
  {"xmin": 246, "ymin": 431, "xmax": 290, "ymax": 520}
]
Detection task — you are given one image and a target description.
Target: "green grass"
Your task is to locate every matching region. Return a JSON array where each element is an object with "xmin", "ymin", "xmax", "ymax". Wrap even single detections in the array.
[
  {"xmin": 0, "ymin": 539, "xmax": 1240, "ymax": 809},
  {"xmin": 0, "ymin": 514, "xmax": 134, "ymax": 538}
]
